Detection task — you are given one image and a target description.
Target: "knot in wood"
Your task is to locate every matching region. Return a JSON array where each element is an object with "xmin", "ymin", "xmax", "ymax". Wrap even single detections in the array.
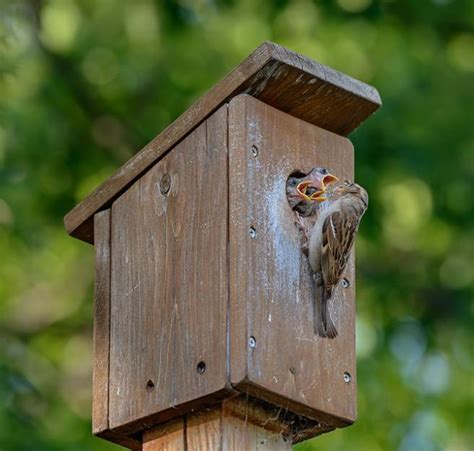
[{"xmin": 160, "ymin": 173, "xmax": 171, "ymax": 195}]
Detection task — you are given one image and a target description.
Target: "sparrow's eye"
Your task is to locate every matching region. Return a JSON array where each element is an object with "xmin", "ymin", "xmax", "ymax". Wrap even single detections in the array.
[
  {"xmin": 289, "ymin": 178, "xmax": 297, "ymax": 187},
  {"xmin": 320, "ymin": 168, "xmax": 328, "ymax": 175}
]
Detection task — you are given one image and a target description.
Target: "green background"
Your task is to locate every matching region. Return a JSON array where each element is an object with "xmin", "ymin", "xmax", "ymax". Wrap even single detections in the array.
[{"xmin": 0, "ymin": 0, "xmax": 472, "ymax": 450}]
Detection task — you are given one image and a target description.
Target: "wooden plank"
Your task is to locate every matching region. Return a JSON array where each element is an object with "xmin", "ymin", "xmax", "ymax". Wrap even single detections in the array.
[
  {"xmin": 222, "ymin": 416, "xmax": 291, "ymax": 450},
  {"xmin": 108, "ymin": 106, "xmax": 228, "ymax": 430},
  {"xmin": 92, "ymin": 209, "xmax": 111, "ymax": 434},
  {"xmin": 229, "ymin": 95, "xmax": 357, "ymax": 426},
  {"xmin": 221, "ymin": 398, "xmax": 292, "ymax": 450},
  {"xmin": 143, "ymin": 418, "xmax": 185, "ymax": 451},
  {"xmin": 186, "ymin": 408, "xmax": 222, "ymax": 450},
  {"xmin": 64, "ymin": 41, "xmax": 381, "ymax": 244},
  {"xmin": 142, "ymin": 398, "xmax": 293, "ymax": 450}
]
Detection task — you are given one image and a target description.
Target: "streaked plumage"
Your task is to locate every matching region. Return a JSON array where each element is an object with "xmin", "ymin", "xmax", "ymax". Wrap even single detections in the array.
[{"xmin": 308, "ymin": 181, "xmax": 368, "ymax": 338}]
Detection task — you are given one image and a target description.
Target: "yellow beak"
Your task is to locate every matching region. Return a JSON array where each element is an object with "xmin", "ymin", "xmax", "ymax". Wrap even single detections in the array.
[
  {"xmin": 296, "ymin": 172, "xmax": 339, "ymax": 202},
  {"xmin": 296, "ymin": 181, "xmax": 325, "ymax": 202},
  {"xmin": 322, "ymin": 174, "xmax": 339, "ymax": 189}
]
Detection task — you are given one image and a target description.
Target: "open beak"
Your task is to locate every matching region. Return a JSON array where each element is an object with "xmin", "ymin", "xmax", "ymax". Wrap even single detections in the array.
[
  {"xmin": 297, "ymin": 173, "xmax": 339, "ymax": 202},
  {"xmin": 296, "ymin": 181, "xmax": 325, "ymax": 202},
  {"xmin": 322, "ymin": 173, "xmax": 338, "ymax": 189}
]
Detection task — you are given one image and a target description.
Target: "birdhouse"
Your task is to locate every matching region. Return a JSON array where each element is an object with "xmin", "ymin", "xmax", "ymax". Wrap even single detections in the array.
[{"xmin": 65, "ymin": 42, "xmax": 381, "ymax": 449}]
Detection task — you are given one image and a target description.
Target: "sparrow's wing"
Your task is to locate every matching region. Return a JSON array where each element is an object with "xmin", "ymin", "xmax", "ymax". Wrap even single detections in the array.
[{"xmin": 321, "ymin": 208, "xmax": 359, "ymax": 287}]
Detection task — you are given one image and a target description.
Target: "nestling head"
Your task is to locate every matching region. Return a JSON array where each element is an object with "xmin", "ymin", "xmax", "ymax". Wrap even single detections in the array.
[{"xmin": 294, "ymin": 167, "xmax": 339, "ymax": 202}]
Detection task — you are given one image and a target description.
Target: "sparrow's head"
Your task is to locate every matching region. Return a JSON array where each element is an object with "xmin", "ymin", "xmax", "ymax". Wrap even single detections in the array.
[
  {"xmin": 334, "ymin": 180, "xmax": 369, "ymax": 206},
  {"xmin": 309, "ymin": 167, "xmax": 339, "ymax": 190},
  {"xmin": 297, "ymin": 167, "xmax": 339, "ymax": 202}
]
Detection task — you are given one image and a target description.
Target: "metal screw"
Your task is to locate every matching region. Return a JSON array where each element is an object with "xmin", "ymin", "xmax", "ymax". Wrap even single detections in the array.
[
  {"xmin": 343, "ymin": 372, "xmax": 352, "ymax": 383},
  {"xmin": 249, "ymin": 226, "xmax": 256, "ymax": 239},
  {"xmin": 197, "ymin": 361, "xmax": 206, "ymax": 374},
  {"xmin": 341, "ymin": 278, "xmax": 350, "ymax": 288},
  {"xmin": 160, "ymin": 173, "xmax": 171, "ymax": 195},
  {"xmin": 251, "ymin": 145, "xmax": 259, "ymax": 157},
  {"xmin": 146, "ymin": 380, "xmax": 155, "ymax": 392},
  {"xmin": 249, "ymin": 336, "xmax": 256, "ymax": 348}
]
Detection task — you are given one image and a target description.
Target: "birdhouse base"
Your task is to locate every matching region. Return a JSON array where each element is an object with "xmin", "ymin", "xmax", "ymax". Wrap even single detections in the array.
[{"xmin": 111, "ymin": 395, "xmax": 334, "ymax": 450}]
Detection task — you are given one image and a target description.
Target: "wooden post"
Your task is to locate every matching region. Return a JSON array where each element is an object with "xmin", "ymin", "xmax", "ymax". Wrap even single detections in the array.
[
  {"xmin": 64, "ymin": 42, "xmax": 381, "ymax": 449},
  {"xmin": 142, "ymin": 397, "xmax": 299, "ymax": 450}
]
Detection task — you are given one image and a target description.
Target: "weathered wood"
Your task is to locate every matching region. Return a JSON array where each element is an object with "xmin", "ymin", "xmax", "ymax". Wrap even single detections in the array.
[
  {"xmin": 229, "ymin": 94, "xmax": 357, "ymax": 427},
  {"xmin": 64, "ymin": 41, "xmax": 381, "ymax": 244},
  {"xmin": 186, "ymin": 409, "xmax": 221, "ymax": 450},
  {"xmin": 92, "ymin": 210, "xmax": 111, "ymax": 434},
  {"xmin": 142, "ymin": 397, "xmax": 293, "ymax": 450},
  {"xmin": 108, "ymin": 106, "xmax": 229, "ymax": 429},
  {"xmin": 143, "ymin": 418, "xmax": 185, "ymax": 450}
]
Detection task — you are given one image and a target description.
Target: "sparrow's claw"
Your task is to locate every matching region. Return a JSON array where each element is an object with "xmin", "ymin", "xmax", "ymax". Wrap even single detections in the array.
[
  {"xmin": 295, "ymin": 212, "xmax": 310, "ymax": 252},
  {"xmin": 294, "ymin": 213, "xmax": 307, "ymax": 236}
]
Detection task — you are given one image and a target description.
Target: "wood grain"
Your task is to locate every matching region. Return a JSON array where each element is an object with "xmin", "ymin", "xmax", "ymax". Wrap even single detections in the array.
[
  {"xmin": 143, "ymin": 398, "xmax": 292, "ymax": 450},
  {"xmin": 186, "ymin": 409, "xmax": 221, "ymax": 450},
  {"xmin": 108, "ymin": 106, "xmax": 228, "ymax": 429},
  {"xmin": 143, "ymin": 418, "xmax": 185, "ymax": 451},
  {"xmin": 64, "ymin": 41, "xmax": 381, "ymax": 244},
  {"xmin": 229, "ymin": 94, "xmax": 357, "ymax": 426},
  {"xmin": 92, "ymin": 209, "xmax": 111, "ymax": 434}
]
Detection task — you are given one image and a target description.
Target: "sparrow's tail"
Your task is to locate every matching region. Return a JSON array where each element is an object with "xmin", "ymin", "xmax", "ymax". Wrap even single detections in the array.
[{"xmin": 322, "ymin": 287, "xmax": 338, "ymax": 339}]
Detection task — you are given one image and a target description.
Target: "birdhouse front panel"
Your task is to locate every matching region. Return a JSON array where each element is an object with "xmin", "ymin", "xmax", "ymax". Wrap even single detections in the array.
[
  {"xmin": 107, "ymin": 106, "xmax": 229, "ymax": 430},
  {"xmin": 229, "ymin": 94, "xmax": 357, "ymax": 424}
]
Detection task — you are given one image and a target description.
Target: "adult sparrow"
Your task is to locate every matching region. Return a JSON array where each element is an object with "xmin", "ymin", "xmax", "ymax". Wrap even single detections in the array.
[{"xmin": 308, "ymin": 181, "xmax": 368, "ymax": 338}]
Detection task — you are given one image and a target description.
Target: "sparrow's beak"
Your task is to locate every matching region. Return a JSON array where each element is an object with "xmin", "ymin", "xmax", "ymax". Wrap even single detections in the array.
[
  {"xmin": 322, "ymin": 173, "xmax": 339, "ymax": 189},
  {"xmin": 297, "ymin": 172, "xmax": 339, "ymax": 202},
  {"xmin": 296, "ymin": 181, "xmax": 325, "ymax": 202},
  {"xmin": 314, "ymin": 173, "xmax": 339, "ymax": 201}
]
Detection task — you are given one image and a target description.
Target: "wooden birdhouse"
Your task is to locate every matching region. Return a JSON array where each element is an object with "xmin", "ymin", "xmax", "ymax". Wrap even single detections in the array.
[{"xmin": 65, "ymin": 42, "xmax": 381, "ymax": 450}]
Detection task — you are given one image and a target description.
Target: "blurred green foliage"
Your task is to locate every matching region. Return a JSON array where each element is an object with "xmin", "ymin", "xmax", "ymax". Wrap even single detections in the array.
[{"xmin": 0, "ymin": 0, "xmax": 472, "ymax": 450}]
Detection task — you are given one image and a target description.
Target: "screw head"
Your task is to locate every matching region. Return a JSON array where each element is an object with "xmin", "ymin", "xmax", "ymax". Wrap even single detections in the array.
[
  {"xmin": 251, "ymin": 145, "xmax": 259, "ymax": 157},
  {"xmin": 248, "ymin": 336, "xmax": 256, "ymax": 348},
  {"xmin": 249, "ymin": 226, "xmax": 256, "ymax": 239},
  {"xmin": 160, "ymin": 173, "xmax": 171, "ymax": 195},
  {"xmin": 343, "ymin": 372, "xmax": 352, "ymax": 383},
  {"xmin": 341, "ymin": 278, "xmax": 350, "ymax": 288},
  {"xmin": 146, "ymin": 380, "xmax": 155, "ymax": 392}
]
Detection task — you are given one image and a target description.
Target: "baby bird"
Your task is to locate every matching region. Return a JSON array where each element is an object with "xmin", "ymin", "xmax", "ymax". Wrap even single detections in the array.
[
  {"xmin": 308, "ymin": 181, "xmax": 368, "ymax": 339},
  {"xmin": 286, "ymin": 167, "xmax": 337, "ymax": 217},
  {"xmin": 286, "ymin": 167, "xmax": 339, "ymax": 251}
]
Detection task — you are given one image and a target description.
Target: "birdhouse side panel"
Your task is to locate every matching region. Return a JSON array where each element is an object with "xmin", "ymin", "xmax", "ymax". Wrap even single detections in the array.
[
  {"xmin": 229, "ymin": 94, "xmax": 357, "ymax": 425},
  {"xmin": 93, "ymin": 209, "xmax": 112, "ymax": 434},
  {"xmin": 107, "ymin": 106, "xmax": 229, "ymax": 430}
]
